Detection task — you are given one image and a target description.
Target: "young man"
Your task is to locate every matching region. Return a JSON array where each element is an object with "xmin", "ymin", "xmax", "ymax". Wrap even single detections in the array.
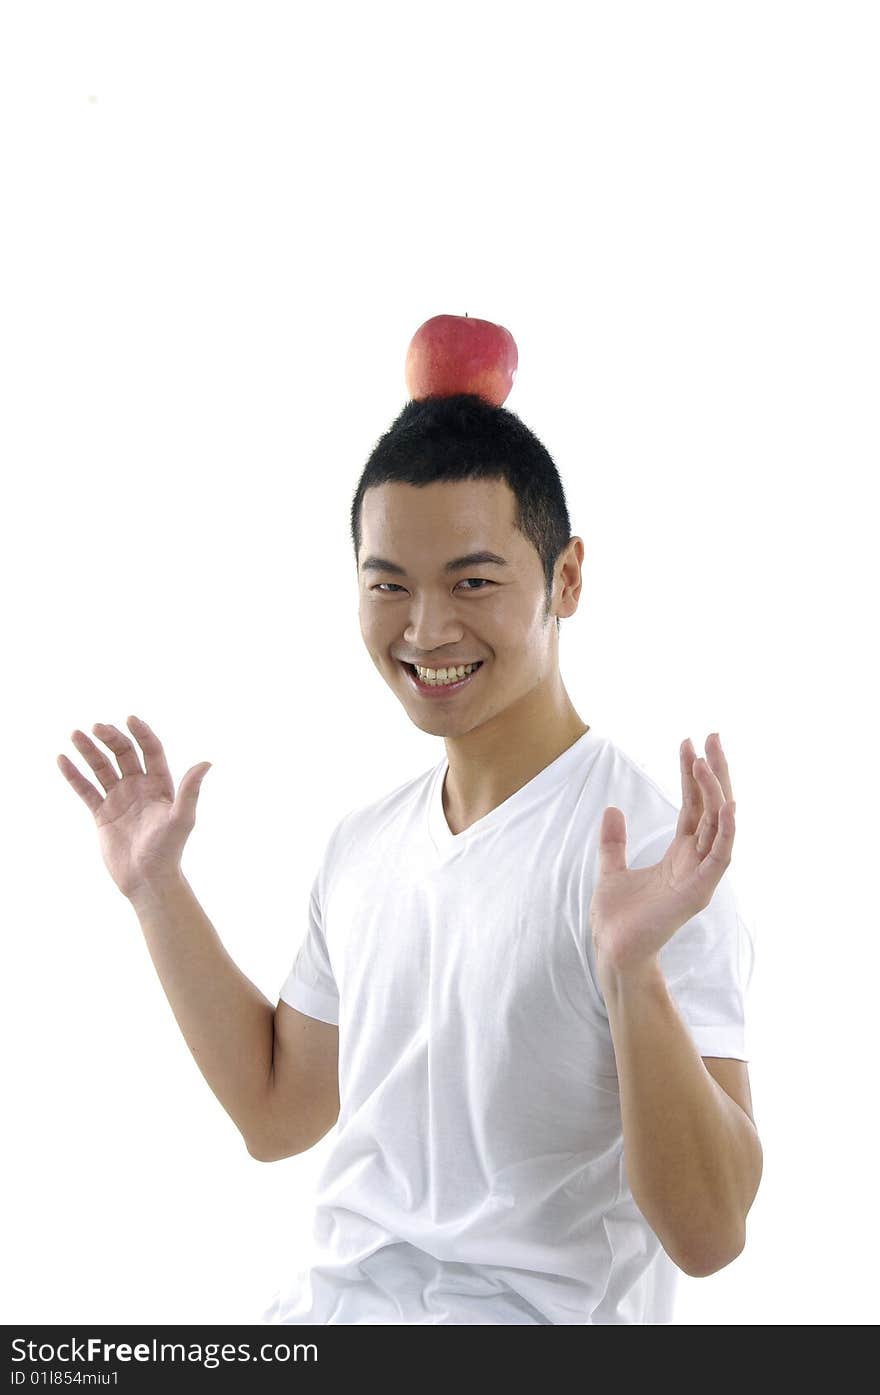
[{"xmin": 58, "ymin": 394, "xmax": 761, "ymax": 1325}]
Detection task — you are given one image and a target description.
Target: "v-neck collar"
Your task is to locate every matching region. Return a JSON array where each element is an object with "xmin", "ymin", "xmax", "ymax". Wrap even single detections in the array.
[{"xmin": 426, "ymin": 727, "xmax": 600, "ymax": 858}]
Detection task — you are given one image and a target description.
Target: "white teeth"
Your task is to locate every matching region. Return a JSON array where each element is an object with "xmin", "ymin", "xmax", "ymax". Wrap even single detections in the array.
[{"xmin": 414, "ymin": 662, "xmax": 479, "ymax": 686}]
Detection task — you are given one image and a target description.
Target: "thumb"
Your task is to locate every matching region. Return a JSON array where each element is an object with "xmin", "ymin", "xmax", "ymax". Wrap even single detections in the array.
[
  {"xmin": 597, "ymin": 806, "xmax": 628, "ymax": 877},
  {"xmin": 175, "ymin": 762, "xmax": 212, "ymax": 814}
]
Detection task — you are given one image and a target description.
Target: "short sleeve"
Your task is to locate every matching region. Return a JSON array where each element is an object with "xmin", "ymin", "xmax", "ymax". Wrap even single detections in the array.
[
  {"xmin": 278, "ymin": 858, "xmax": 340, "ymax": 1026},
  {"xmin": 626, "ymin": 824, "xmax": 753, "ymax": 1061}
]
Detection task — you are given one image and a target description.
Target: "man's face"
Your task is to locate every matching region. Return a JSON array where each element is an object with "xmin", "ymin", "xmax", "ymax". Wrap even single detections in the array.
[{"xmin": 357, "ymin": 478, "xmax": 565, "ymax": 736}]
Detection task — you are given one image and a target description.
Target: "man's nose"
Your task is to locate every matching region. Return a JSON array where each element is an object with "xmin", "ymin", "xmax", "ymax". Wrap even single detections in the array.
[{"xmin": 402, "ymin": 592, "xmax": 466, "ymax": 652}]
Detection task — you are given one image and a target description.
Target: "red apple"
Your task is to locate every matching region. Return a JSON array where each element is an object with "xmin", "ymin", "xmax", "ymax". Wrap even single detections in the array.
[{"xmin": 405, "ymin": 313, "xmax": 518, "ymax": 406}]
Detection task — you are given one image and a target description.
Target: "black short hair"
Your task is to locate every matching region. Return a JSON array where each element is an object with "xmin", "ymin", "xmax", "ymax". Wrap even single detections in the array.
[{"xmin": 350, "ymin": 394, "xmax": 573, "ymax": 634}]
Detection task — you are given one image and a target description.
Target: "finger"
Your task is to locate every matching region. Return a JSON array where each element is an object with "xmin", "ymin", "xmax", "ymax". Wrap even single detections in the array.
[
  {"xmin": 125, "ymin": 715, "xmax": 174, "ymax": 785},
  {"xmin": 91, "ymin": 723, "xmax": 145, "ymax": 779},
  {"xmin": 694, "ymin": 756, "xmax": 725, "ymax": 855},
  {"xmin": 56, "ymin": 751, "xmax": 104, "ymax": 817},
  {"xmin": 694, "ymin": 799, "xmax": 736, "ymax": 894},
  {"xmin": 676, "ymin": 737, "xmax": 702, "ymax": 838},
  {"xmin": 705, "ymin": 732, "xmax": 734, "ymax": 804},
  {"xmin": 68, "ymin": 729, "xmax": 121, "ymax": 793}
]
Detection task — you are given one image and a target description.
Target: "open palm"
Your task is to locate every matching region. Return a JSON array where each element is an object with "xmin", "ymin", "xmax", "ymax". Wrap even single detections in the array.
[
  {"xmin": 589, "ymin": 733, "xmax": 736, "ymax": 977},
  {"xmin": 57, "ymin": 715, "xmax": 211, "ymax": 899}
]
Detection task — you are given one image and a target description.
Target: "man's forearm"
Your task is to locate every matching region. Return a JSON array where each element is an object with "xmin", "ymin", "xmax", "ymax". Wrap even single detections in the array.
[
  {"xmin": 128, "ymin": 873, "xmax": 276, "ymax": 1154},
  {"xmin": 600, "ymin": 958, "xmax": 762, "ymax": 1277}
]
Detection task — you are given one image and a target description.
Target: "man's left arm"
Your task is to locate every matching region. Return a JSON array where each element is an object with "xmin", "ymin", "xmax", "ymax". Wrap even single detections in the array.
[
  {"xmin": 601, "ymin": 957, "xmax": 763, "ymax": 1278},
  {"xmin": 590, "ymin": 733, "xmax": 763, "ymax": 1279}
]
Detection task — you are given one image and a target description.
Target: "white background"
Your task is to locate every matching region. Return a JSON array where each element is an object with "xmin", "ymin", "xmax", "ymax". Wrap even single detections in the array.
[{"xmin": 3, "ymin": 0, "xmax": 877, "ymax": 1326}]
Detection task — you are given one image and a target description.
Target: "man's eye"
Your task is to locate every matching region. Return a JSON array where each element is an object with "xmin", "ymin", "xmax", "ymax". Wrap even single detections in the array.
[{"xmin": 372, "ymin": 579, "xmax": 493, "ymax": 593}]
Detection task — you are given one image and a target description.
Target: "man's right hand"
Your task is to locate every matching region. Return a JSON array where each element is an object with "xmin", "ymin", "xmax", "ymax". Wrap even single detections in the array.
[{"xmin": 57, "ymin": 715, "xmax": 212, "ymax": 899}]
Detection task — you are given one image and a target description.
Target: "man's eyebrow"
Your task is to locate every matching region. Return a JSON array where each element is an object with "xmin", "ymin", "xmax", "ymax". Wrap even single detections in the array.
[{"xmin": 360, "ymin": 550, "xmax": 510, "ymax": 575}]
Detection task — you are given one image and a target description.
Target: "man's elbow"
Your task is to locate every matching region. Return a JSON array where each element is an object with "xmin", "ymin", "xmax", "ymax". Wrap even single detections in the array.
[
  {"xmin": 245, "ymin": 1136, "xmax": 303, "ymax": 1162},
  {"xmin": 677, "ymin": 1226, "xmax": 746, "ymax": 1279},
  {"xmin": 246, "ymin": 1139, "xmax": 278, "ymax": 1163},
  {"xmin": 681, "ymin": 1136, "xmax": 762, "ymax": 1277}
]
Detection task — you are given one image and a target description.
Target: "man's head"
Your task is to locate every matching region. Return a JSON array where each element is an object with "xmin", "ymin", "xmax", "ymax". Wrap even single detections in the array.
[{"xmin": 350, "ymin": 394, "xmax": 585, "ymax": 738}]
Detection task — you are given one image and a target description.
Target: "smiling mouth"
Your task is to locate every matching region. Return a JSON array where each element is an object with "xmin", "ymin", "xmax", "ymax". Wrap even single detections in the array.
[{"xmin": 400, "ymin": 660, "xmax": 485, "ymax": 693}]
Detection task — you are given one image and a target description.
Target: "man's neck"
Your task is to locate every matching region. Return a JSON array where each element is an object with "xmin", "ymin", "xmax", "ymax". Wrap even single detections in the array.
[{"xmin": 442, "ymin": 691, "xmax": 590, "ymax": 835}]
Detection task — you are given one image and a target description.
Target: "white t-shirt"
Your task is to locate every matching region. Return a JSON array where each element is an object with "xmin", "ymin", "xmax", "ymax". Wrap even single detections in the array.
[{"xmin": 260, "ymin": 727, "xmax": 753, "ymax": 1325}]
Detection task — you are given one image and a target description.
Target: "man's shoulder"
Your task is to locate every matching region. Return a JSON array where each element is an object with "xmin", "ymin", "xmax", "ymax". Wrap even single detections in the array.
[
  {"xmin": 575, "ymin": 733, "xmax": 679, "ymax": 854},
  {"xmin": 323, "ymin": 759, "xmax": 441, "ymax": 853}
]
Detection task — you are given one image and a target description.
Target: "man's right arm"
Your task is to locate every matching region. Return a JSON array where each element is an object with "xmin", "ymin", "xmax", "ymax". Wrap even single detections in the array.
[
  {"xmin": 261, "ymin": 1000, "xmax": 340, "ymax": 1161},
  {"xmin": 129, "ymin": 874, "xmax": 338, "ymax": 1159}
]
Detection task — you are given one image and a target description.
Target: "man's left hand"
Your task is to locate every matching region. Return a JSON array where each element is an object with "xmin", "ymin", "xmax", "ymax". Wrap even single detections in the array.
[{"xmin": 589, "ymin": 733, "xmax": 736, "ymax": 980}]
